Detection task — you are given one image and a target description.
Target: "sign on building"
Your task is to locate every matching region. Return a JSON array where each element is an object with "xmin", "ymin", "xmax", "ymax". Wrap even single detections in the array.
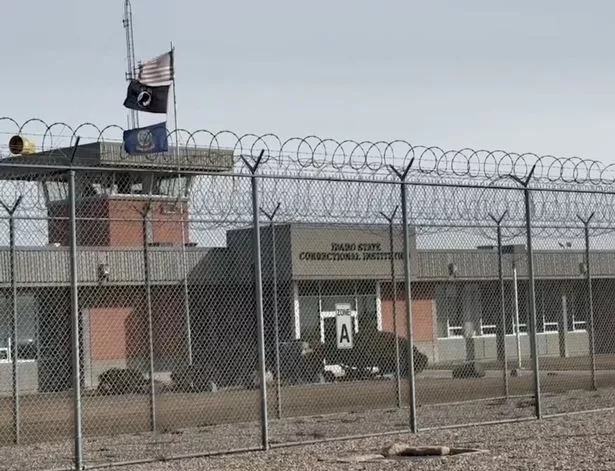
[{"xmin": 335, "ymin": 303, "xmax": 354, "ymax": 349}]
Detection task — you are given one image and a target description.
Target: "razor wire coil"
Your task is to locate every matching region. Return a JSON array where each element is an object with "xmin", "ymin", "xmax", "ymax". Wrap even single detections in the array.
[{"xmin": 0, "ymin": 117, "xmax": 615, "ymax": 241}]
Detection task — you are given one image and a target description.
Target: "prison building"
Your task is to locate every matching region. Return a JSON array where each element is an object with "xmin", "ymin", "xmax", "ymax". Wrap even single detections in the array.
[{"xmin": 0, "ymin": 142, "xmax": 608, "ymax": 394}]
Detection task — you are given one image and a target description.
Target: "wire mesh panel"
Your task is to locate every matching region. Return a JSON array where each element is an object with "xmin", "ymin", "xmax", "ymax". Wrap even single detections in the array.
[
  {"xmin": 0, "ymin": 175, "xmax": 77, "ymax": 469},
  {"xmin": 70, "ymin": 171, "xmax": 154, "ymax": 467},
  {"xmin": 411, "ymin": 221, "xmax": 537, "ymax": 429},
  {"xmin": 71, "ymin": 170, "xmax": 264, "ymax": 466},
  {"xmin": 5, "ymin": 117, "xmax": 615, "ymax": 469},
  {"xmin": 533, "ymin": 223, "xmax": 615, "ymax": 417},
  {"xmin": 149, "ymin": 215, "xmax": 264, "ymax": 459},
  {"xmin": 588, "ymin": 231, "xmax": 615, "ymax": 412},
  {"xmin": 263, "ymin": 176, "xmax": 413, "ymax": 444}
]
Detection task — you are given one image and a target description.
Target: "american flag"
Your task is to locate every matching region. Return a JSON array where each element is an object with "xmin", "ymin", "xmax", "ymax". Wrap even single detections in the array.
[{"xmin": 138, "ymin": 50, "xmax": 174, "ymax": 87}]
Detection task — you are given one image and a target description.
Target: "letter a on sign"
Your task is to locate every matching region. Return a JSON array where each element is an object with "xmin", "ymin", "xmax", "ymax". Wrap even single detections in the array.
[{"xmin": 336, "ymin": 315, "xmax": 354, "ymax": 349}]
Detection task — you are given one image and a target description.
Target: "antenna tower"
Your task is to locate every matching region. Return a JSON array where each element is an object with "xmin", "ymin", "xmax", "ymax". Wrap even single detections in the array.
[{"xmin": 123, "ymin": 0, "xmax": 139, "ymax": 128}]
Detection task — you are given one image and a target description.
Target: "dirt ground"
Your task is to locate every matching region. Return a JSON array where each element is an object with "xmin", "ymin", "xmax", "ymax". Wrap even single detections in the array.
[{"xmin": 0, "ymin": 358, "xmax": 611, "ymax": 446}]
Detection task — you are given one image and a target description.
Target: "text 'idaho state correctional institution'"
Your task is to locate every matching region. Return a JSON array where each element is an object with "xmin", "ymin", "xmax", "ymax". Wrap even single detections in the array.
[{"xmin": 298, "ymin": 242, "xmax": 404, "ymax": 262}]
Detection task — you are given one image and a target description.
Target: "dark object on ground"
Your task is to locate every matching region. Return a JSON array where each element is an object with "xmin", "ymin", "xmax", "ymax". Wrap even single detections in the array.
[
  {"xmin": 275, "ymin": 340, "xmax": 327, "ymax": 384},
  {"xmin": 320, "ymin": 330, "xmax": 429, "ymax": 377},
  {"xmin": 172, "ymin": 363, "xmax": 259, "ymax": 393},
  {"xmin": 412, "ymin": 346, "xmax": 429, "ymax": 375},
  {"xmin": 452, "ymin": 362, "xmax": 486, "ymax": 379},
  {"xmin": 172, "ymin": 342, "xmax": 260, "ymax": 392},
  {"xmin": 97, "ymin": 368, "xmax": 148, "ymax": 395}
]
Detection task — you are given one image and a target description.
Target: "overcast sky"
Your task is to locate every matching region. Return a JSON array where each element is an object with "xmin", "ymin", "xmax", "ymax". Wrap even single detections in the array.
[{"xmin": 3, "ymin": 0, "xmax": 615, "ymax": 163}]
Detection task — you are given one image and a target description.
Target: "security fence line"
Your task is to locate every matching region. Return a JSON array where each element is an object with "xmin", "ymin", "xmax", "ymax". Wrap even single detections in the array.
[
  {"xmin": 0, "ymin": 118, "xmax": 612, "ymax": 470},
  {"xmin": 7, "ymin": 117, "xmax": 615, "ymax": 234},
  {"xmin": 0, "ymin": 163, "xmax": 604, "ymax": 468}
]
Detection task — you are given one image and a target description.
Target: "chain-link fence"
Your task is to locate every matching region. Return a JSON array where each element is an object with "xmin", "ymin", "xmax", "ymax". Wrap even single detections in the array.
[{"xmin": 0, "ymin": 118, "xmax": 615, "ymax": 470}]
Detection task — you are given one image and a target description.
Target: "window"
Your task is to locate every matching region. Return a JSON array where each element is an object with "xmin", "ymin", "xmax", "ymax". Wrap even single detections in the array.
[
  {"xmin": 111, "ymin": 173, "xmax": 191, "ymax": 198},
  {"xmin": 43, "ymin": 181, "xmax": 69, "ymax": 203},
  {"xmin": 479, "ymin": 283, "xmax": 499, "ymax": 336},
  {"xmin": 435, "ymin": 280, "xmax": 587, "ymax": 339},
  {"xmin": 436, "ymin": 284, "xmax": 464, "ymax": 338},
  {"xmin": 296, "ymin": 280, "xmax": 378, "ymax": 343},
  {"xmin": 567, "ymin": 290, "xmax": 586, "ymax": 332},
  {"xmin": 298, "ymin": 295, "xmax": 319, "ymax": 341},
  {"xmin": 0, "ymin": 295, "xmax": 39, "ymax": 362},
  {"xmin": 538, "ymin": 284, "xmax": 560, "ymax": 333},
  {"xmin": 156, "ymin": 176, "xmax": 190, "ymax": 198},
  {"xmin": 509, "ymin": 282, "xmax": 528, "ymax": 335}
]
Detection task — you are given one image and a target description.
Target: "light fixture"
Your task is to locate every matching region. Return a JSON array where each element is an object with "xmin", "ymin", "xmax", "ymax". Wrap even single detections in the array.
[
  {"xmin": 579, "ymin": 262, "xmax": 587, "ymax": 275},
  {"xmin": 98, "ymin": 262, "xmax": 110, "ymax": 283}
]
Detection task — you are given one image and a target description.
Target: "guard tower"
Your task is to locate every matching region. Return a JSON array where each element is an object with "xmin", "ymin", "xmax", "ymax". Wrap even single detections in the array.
[
  {"xmin": 2, "ymin": 136, "xmax": 235, "ymax": 247},
  {"xmin": 0, "ymin": 137, "xmax": 234, "ymax": 393}
]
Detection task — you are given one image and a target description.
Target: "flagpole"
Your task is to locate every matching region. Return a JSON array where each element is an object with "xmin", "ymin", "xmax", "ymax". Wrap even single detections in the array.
[
  {"xmin": 171, "ymin": 43, "xmax": 179, "ymax": 138},
  {"xmin": 170, "ymin": 42, "xmax": 193, "ymax": 367}
]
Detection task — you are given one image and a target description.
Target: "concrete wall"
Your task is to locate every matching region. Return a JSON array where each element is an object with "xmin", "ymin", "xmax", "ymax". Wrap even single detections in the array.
[
  {"xmin": 437, "ymin": 331, "xmax": 589, "ymax": 363},
  {"xmin": 0, "ymin": 361, "xmax": 38, "ymax": 396},
  {"xmin": 289, "ymin": 224, "xmax": 417, "ymax": 280}
]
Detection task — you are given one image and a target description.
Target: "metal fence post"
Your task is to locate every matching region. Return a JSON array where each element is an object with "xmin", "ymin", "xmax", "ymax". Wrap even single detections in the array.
[
  {"xmin": 180, "ymin": 216, "xmax": 193, "ymax": 367},
  {"xmin": 379, "ymin": 206, "xmax": 401, "ymax": 409},
  {"xmin": 243, "ymin": 150, "xmax": 269, "ymax": 450},
  {"xmin": 260, "ymin": 203, "xmax": 282, "ymax": 420},
  {"xmin": 389, "ymin": 160, "xmax": 417, "ymax": 433},
  {"xmin": 524, "ymin": 185, "xmax": 541, "ymax": 419},
  {"xmin": 578, "ymin": 213, "xmax": 597, "ymax": 391},
  {"xmin": 1, "ymin": 196, "xmax": 23, "ymax": 445},
  {"xmin": 141, "ymin": 200, "xmax": 156, "ymax": 432},
  {"xmin": 489, "ymin": 211, "xmax": 509, "ymax": 398},
  {"xmin": 512, "ymin": 260, "xmax": 522, "ymax": 370},
  {"xmin": 511, "ymin": 166, "xmax": 542, "ymax": 419},
  {"xmin": 68, "ymin": 139, "xmax": 84, "ymax": 470}
]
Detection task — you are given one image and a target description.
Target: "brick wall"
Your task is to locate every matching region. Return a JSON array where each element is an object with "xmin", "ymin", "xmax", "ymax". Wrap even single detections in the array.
[
  {"xmin": 47, "ymin": 197, "xmax": 190, "ymax": 247},
  {"xmin": 380, "ymin": 282, "xmax": 436, "ymax": 343},
  {"xmin": 82, "ymin": 287, "xmax": 146, "ymax": 363},
  {"xmin": 108, "ymin": 199, "xmax": 189, "ymax": 247},
  {"xmin": 48, "ymin": 200, "xmax": 110, "ymax": 246},
  {"xmin": 89, "ymin": 307, "xmax": 133, "ymax": 361},
  {"xmin": 85, "ymin": 285, "xmax": 189, "ymax": 373}
]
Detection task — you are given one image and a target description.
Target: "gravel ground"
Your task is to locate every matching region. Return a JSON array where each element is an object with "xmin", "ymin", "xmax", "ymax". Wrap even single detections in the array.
[
  {"xmin": 1, "ymin": 387, "xmax": 614, "ymax": 471},
  {"xmin": 124, "ymin": 409, "xmax": 615, "ymax": 471}
]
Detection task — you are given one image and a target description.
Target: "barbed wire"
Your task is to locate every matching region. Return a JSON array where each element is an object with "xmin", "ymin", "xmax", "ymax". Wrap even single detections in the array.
[
  {"xmin": 3, "ymin": 117, "xmax": 615, "ymax": 184},
  {"xmin": 0, "ymin": 117, "xmax": 615, "ymax": 241}
]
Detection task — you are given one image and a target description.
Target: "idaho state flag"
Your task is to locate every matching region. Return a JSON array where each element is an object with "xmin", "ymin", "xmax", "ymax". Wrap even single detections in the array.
[
  {"xmin": 123, "ymin": 122, "xmax": 169, "ymax": 155},
  {"xmin": 123, "ymin": 80, "xmax": 169, "ymax": 114}
]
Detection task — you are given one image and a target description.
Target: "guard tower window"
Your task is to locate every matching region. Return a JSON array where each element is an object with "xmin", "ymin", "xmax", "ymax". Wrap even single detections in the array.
[
  {"xmin": 111, "ymin": 173, "xmax": 190, "ymax": 198},
  {"xmin": 43, "ymin": 181, "xmax": 69, "ymax": 203},
  {"xmin": 156, "ymin": 176, "xmax": 190, "ymax": 198},
  {"xmin": 114, "ymin": 173, "xmax": 142, "ymax": 194},
  {"xmin": 43, "ymin": 173, "xmax": 191, "ymax": 202}
]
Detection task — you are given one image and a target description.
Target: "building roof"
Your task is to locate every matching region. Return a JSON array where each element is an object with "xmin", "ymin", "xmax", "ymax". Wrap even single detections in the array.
[
  {"xmin": 0, "ymin": 141, "xmax": 235, "ymax": 180},
  {"xmin": 0, "ymin": 245, "xmax": 608, "ymax": 288}
]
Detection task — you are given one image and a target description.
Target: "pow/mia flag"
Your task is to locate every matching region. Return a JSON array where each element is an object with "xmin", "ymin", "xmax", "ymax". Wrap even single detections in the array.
[
  {"xmin": 123, "ymin": 80, "xmax": 169, "ymax": 114},
  {"xmin": 123, "ymin": 122, "xmax": 168, "ymax": 155}
]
